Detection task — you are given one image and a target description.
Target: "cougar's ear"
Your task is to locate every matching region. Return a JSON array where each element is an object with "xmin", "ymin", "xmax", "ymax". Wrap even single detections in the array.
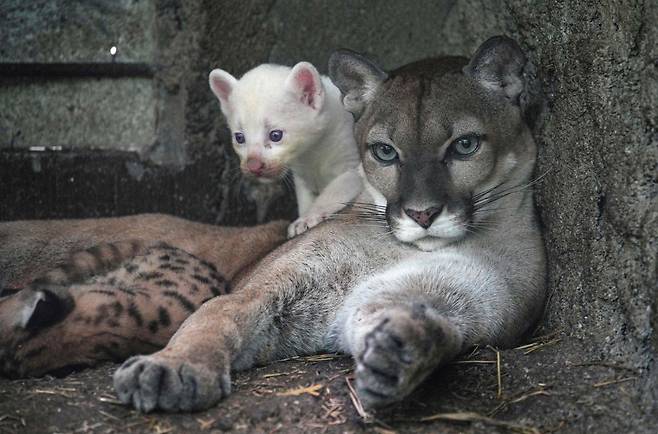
[
  {"xmin": 328, "ymin": 49, "xmax": 387, "ymax": 119},
  {"xmin": 209, "ymin": 69, "xmax": 238, "ymax": 115},
  {"xmin": 285, "ymin": 62, "xmax": 325, "ymax": 110},
  {"xmin": 464, "ymin": 36, "xmax": 526, "ymax": 104}
]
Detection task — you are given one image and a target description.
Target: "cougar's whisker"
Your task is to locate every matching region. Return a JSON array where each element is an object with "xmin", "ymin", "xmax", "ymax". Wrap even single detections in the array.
[{"xmin": 473, "ymin": 170, "xmax": 551, "ymax": 208}]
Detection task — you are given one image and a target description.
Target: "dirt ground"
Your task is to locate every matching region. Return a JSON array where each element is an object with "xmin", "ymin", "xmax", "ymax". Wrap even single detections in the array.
[{"xmin": 0, "ymin": 335, "xmax": 653, "ymax": 434}]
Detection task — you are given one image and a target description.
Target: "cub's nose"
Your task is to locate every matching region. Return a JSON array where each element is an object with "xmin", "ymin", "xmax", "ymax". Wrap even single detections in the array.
[
  {"xmin": 246, "ymin": 158, "xmax": 265, "ymax": 176},
  {"xmin": 404, "ymin": 206, "xmax": 443, "ymax": 229}
]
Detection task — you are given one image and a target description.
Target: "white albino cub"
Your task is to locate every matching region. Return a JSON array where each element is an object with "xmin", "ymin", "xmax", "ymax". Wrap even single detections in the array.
[{"xmin": 209, "ymin": 62, "xmax": 362, "ymax": 237}]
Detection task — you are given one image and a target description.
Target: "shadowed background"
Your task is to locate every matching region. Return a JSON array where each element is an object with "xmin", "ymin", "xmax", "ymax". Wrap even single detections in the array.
[{"xmin": 0, "ymin": 0, "xmax": 656, "ymax": 429}]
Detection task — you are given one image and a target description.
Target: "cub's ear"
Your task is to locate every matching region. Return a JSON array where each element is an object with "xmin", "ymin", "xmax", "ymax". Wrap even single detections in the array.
[
  {"xmin": 209, "ymin": 69, "xmax": 238, "ymax": 114},
  {"xmin": 285, "ymin": 62, "xmax": 324, "ymax": 110},
  {"xmin": 328, "ymin": 49, "xmax": 387, "ymax": 119},
  {"xmin": 17, "ymin": 287, "xmax": 72, "ymax": 330},
  {"xmin": 464, "ymin": 36, "xmax": 526, "ymax": 104}
]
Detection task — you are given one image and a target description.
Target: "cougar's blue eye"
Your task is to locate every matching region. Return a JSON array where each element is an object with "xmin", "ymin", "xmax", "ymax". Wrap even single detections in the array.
[
  {"xmin": 269, "ymin": 130, "xmax": 283, "ymax": 142},
  {"xmin": 370, "ymin": 142, "xmax": 399, "ymax": 164},
  {"xmin": 452, "ymin": 135, "xmax": 480, "ymax": 156},
  {"xmin": 234, "ymin": 132, "xmax": 245, "ymax": 144}
]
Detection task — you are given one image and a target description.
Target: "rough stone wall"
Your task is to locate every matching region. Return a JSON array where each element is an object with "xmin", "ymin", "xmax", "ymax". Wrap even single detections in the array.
[
  {"xmin": 431, "ymin": 0, "xmax": 657, "ymax": 409},
  {"xmin": 524, "ymin": 0, "xmax": 657, "ymax": 407}
]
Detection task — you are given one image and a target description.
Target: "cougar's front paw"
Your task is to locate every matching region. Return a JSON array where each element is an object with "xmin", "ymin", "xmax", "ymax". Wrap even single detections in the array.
[
  {"xmin": 113, "ymin": 354, "xmax": 230, "ymax": 413},
  {"xmin": 355, "ymin": 304, "xmax": 449, "ymax": 409},
  {"xmin": 287, "ymin": 213, "xmax": 329, "ymax": 238}
]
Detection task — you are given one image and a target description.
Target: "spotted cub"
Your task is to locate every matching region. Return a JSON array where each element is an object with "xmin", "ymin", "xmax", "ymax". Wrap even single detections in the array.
[{"xmin": 0, "ymin": 241, "xmax": 228, "ymax": 378}]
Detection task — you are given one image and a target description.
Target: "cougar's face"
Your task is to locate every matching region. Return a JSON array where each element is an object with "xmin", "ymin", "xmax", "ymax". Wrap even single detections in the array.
[{"xmin": 330, "ymin": 40, "xmax": 535, "ymax": 251}]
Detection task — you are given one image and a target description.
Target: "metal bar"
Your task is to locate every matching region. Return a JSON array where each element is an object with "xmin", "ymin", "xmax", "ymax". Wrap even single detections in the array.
[{"xmin": 0, "ymin": 62, "xmax": 155, "ymax": 78}]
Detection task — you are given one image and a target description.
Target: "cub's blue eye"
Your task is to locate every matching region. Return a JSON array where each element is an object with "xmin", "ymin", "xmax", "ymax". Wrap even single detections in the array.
[
  {"xmin": 452, "ymin": 135, "xmax": 480, "ymax": 156},
  {"xmin": 370, "ymin": 142, "xmax": 399, "ymax": 164},
  {"xmin": 269, "ymin": 129, "xmax": 283, "ymax": 142},
  {"xmin": 234, "ymin": 132, "xmax": 245, "ymax": 144}
]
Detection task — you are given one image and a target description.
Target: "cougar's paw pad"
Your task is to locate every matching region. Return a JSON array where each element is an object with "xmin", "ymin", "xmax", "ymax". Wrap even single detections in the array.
[
  {"xmin": 355, "ymin": 306, "xmax": 439, "ymax": 408},
  {"xmin": 113, "ymin": 355, "xmax": 229, "ymax": 413}
]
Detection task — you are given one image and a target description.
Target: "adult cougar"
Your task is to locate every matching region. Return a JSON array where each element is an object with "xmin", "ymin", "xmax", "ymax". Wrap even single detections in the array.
[{"xmin": 114, "ymin": 36, "xmax": 546, "ymax": 412}]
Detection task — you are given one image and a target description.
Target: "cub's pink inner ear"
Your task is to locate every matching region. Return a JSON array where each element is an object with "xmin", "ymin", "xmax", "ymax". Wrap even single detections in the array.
[
  {"xmin": 209, "ymin": 69, "xmax": 237, "ymax": 106},
  {"xmin": 288, "ymin": 63, "xmax": 323, "ymax": 110}
]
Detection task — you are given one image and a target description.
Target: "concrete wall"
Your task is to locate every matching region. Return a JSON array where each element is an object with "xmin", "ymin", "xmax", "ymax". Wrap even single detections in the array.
[{"xmin": 0, "ymin": 0, "xmax": 158, "ymax": 154}]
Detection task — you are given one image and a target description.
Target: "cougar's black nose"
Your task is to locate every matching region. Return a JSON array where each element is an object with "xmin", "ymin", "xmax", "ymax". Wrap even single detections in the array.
[{"xmin": 404, "ymin": 206, "xmax": 443, "ymax": 229}]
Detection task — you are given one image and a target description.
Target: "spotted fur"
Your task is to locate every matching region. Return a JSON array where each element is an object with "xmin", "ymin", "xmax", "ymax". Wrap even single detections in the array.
[
  {"xmin": 0, "ymin": 241, "xmax": 230, "ymax": 378},
  {"xmin": 0, "ymin": 216, "xmax": 287, "ymax": 378}
]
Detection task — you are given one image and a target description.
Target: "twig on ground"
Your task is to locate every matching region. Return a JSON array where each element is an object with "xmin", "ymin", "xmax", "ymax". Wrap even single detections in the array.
[
  {"xmin": 196, "ymin": 418, "xmax": 216, "ymax": 430},
  {"xmin": 252, "ymin": 385, "xmax": 276, "ymax": 396},
  {"xmin": 522, "ymin": 339, "xmax": 561, "ymax": 355},
  {"xmin": 514, "ymin": 332, "xmax": 559, "ymax": 349},
  {"xmin": 75, "ymin": 421, "xmax": 103, "ymax": 432},
  {"xmin": 147, "ymin": 419, "xmax": 173, "ymax": 434},
  {"xmin": 302, "ymin": 353, "xmax": 347, "ymax": 363},
  {"xmin": 344, "ymin": 377, "xmax": 395, "ymax": 430},
  {"xmin": 345, "ymin": 377, "xmax": 369, "ymax": 420},
  {"xmin": 514, "ymin": 333, "xmax": 561, "ymax": 355},
  {"xmin": 98, "ymin": 395, "xmax": 123, "ymax": 405},
  {"xmin": 419, "ymin": 411, "xmax": 541, "ymax": 434},
  {"xmin": 97, "ymin": 410, "xmax": 120, "ymax": 421},
  {"xmin": 593, "ymin": 377, "xmax": 637, "ymax": 388},
  {"xmin": 489, "ymin": 385, "xmax": 553, "ymax": 416},
  {"xmin": 277, "ymin": 383, "xmax": 324, "ymax": 397},
  {"xmin": 322, "ymin": 397, "xmax": 347, "ymax": 425},
  {"xmin": 570, "ymin": 361, "xmax": 639, "ymax": 374},
  {"xmin": 271, "ymin": 355, "xmax": 301, "ymax": 363},
  {"xmin": 263, "ymin": 372, "xmax": 295, "ymax": 378},
  {"xmin": 495, "ymin": 349, "xmax": 503, "ymax": 398},
  {"xmin": 30, "ymin": 388, "xmax": 76, "ymax": 398}
]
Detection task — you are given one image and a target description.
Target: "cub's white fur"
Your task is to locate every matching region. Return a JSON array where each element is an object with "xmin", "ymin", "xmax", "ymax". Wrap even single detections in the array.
[{"xmin": 209, "ymin": 63, "xmax": 362, "ymax": 237}]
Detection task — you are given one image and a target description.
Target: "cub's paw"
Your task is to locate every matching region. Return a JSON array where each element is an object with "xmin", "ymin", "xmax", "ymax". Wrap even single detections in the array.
[
  {"xmin": 113, "ymin": 354, "xmax": 230, "ymax": 413},
  {"xmin": 355, "ymin": 304, "xmax": 451, "ymax": 409},
  {"xmin": 287, "ymin": 213, "xmax": 330, "ymax": 238}
]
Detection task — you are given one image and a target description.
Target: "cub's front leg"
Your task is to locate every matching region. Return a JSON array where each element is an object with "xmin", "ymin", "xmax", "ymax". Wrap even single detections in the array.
[{"xmin": 288, "ymin": 170, "xmax": 362, "ymax": 238}]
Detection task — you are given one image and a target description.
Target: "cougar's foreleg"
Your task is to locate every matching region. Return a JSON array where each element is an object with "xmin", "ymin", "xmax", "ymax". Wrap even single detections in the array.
[
  {"xmin": 113, "ymin": 259, "xmax": 335, "ymax": 412},
  {"xmin": 335, "ymin": 251, "xmax": 535, "ymax": 409}
]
